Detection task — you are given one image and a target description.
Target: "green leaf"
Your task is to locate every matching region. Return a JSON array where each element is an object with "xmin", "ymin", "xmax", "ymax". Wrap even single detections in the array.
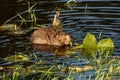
[
  {"xmin": 98, "ymin": 38, "xmax": 114, "ymax": 54},
  {"xmin": 83, "ymin": 33, "xmax": 97, "ymax": 54},
  {"xmin": 4, "ymin": 54, "xmax": 29, "ymax": 62}
]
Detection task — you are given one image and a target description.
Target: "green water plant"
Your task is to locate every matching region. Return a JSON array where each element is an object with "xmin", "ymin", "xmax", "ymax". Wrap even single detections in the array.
[
  {"xmin": 27, "ymin": 1, "xmax": 37, "ymax": 26},
  {"xmin": 4, "ymin": 2, "xmax": 37, "ymax": 26},
  {"xmin": 4, "ymin": 53, "xmax": 29, "ymax": 62},
  {"xmin": 71, "ymin": 33, "xmax": 114, "ymax": 56},
  {"xmin": 82, "ymin": 33, "xmax": 114, "ymax": 55},
  {"xmin": 0, "ymin": 24, "xmax": 18, "ymax": 32},
  {"xmin": 65, "ymin": 0, "xmax": 77, "ymax": 9},
  {"xmin": 83, "ymin": 33, "xmax": 97, "ymax": 54},
  {"xmin": 98, "ymin": 38, "xmax": 114, "ymax": 55},
  {"xmin": 0, "ymin": 2, "xmax": 39, "ymax": 36},
  {"xmin": 0, "ymin": 23, "xmax": 28, "ymax": 36}
]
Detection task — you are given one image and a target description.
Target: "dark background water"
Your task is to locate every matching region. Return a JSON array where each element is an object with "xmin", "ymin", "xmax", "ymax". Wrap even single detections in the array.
[{"xmin": 0, "ymin": 0, "xmax": 120, "ymax": 57}]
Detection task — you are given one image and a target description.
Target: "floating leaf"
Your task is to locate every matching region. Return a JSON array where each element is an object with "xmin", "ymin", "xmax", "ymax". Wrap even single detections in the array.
[
  {"xmin": 83, "ymin": 33, "xmax": 97, "ymax": 54},
  {"xmin": 98, "ymin": 38, "xmax": 114, "ymax": 54},
  {"xmin": 4, "ymin": 54, "xmax": 29, "ymax": 62}
]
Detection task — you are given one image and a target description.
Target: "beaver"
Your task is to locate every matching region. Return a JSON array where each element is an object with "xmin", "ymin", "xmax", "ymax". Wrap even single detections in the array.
[{"xmin": 30, "ymin": 11, "xmax": 72, "ymax": 46}]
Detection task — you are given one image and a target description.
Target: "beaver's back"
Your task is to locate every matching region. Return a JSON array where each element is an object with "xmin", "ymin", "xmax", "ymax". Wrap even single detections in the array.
[{"xmin": 30, "ymin": 27, "xmax": 71, "ymax": 46}]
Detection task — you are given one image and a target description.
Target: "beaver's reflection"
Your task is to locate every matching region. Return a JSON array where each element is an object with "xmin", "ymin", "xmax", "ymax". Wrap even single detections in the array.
[{"xmin": 32, "ymin": 44, "xmax": 70, "ymax": 53}]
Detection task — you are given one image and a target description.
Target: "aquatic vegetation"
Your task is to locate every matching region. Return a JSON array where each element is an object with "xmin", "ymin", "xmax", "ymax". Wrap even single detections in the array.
[
  {"xmin": 5, "ymin": 2, "xmax": 37, "ymax": 26},
  {"xmin": 83, "ymin": 33, "xmax": 97, "ymax": 54},
  {"xmin": 3, "ymin": 1, "xmax": 41, "ymax": 32},
  {"xmin": 0, "ymin": 3, "xmax": 40, "ymax": 36},
  {"xmin": 0, "ymin": 32, "xmax": 119, "ymax": 80},
  {"xmin": 0, "ymin": 24, "xmax": 18, "ymax": 32},
  {"xmin": 65, "ymin": 0, "xmax": 77, "ymax": 9},
  {"xmin": 71, "ymin": 33, "xmax": 114, "ymax": 56},
  {"xmin": 0, "ymin": 23, "xmax": 29, "ymax": 36},
  {"xmin": 4, "ymin": 54, "xmax": 29, "ymax": 62},
  {"xmin": 83, "ymin": 33, "xmax": 114, "ymax": 59},
  {"xmin": 98, "ymin": 38, "xmax": 114, "ymax": 55}
]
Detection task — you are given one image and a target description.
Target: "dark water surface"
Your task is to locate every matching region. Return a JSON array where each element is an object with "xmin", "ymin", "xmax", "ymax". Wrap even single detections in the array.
[{"xmin": 0, "ymin": 0, "xmax": 120, "ymax": 79}]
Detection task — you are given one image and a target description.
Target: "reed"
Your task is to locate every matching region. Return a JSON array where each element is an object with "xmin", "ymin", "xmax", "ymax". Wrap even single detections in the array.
[{"xmin": 4, "ymin": 2, "xmax": 37, "ymax": 27}]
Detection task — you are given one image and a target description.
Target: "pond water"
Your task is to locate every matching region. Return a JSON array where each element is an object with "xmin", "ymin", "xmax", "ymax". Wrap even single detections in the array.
[{"xmin": 0, "ymin": 0, "xmax": 120, "ymax": 79}]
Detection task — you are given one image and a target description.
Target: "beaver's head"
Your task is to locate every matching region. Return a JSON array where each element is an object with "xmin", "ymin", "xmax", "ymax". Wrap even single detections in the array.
[{"xmin": 55, "ymin": 31, "xmax": 72, "ymax": 46}]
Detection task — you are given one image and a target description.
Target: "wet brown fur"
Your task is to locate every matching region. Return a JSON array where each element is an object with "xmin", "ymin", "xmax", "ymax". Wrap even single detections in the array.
[{"xmin": 30, "ymin": 11, "xmax": 71, "ymax": 46}]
